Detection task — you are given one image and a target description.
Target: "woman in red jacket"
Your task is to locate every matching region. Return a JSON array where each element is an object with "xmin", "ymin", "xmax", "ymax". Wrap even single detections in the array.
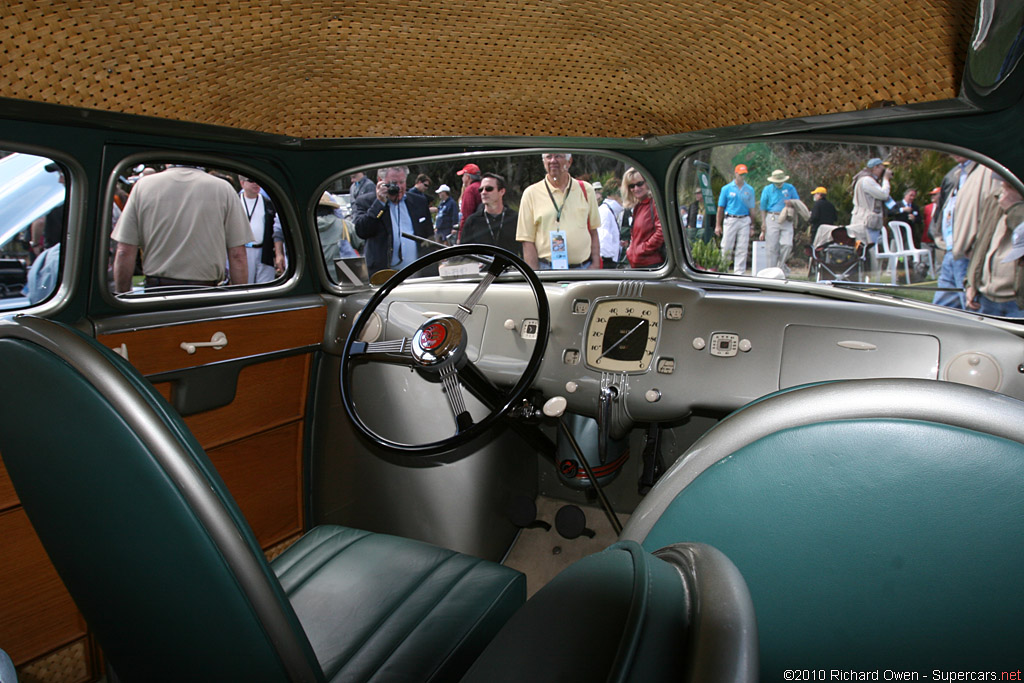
[{"xmin": 621, "ymin": 167, "xmax": 665, "ymax": 268}]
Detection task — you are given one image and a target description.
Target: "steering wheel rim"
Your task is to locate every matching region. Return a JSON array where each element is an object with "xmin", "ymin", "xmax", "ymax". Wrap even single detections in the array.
[{"xmin": 340, "ymin": 244, "xmax": 550, "ymax": 456}]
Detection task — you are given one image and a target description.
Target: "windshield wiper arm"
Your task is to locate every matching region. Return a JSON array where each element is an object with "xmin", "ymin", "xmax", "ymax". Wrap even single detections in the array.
[{"xmin": 400, "ymin": 232, "xmax": 495, "ymax": 267}]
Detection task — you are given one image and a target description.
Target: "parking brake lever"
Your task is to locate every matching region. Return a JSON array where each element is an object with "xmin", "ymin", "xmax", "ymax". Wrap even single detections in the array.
[{"xmin": 597, "ymin": 385, "xmax": 618, "ymax": 465}]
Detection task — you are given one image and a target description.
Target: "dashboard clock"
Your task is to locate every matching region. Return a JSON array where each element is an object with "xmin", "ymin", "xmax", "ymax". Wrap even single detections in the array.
[{"xmin": 585, "ymin": 299, "xmax": 660, "ymax": 372}]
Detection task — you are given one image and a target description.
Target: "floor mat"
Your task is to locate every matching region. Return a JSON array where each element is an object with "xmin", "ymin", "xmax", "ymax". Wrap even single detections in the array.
[{"xmin": 502, "ymin": 495, "xmax": 628, "ymax": 597}]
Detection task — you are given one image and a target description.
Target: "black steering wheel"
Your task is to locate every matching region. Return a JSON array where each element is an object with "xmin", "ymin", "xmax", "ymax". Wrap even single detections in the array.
[{"xmin": 340, "ymin": 244, "xmax": 550, "ymax": 456}]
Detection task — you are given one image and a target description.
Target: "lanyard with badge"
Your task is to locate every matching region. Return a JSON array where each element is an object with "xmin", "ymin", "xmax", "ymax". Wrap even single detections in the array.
[{"xmin": 545, "ymin": 178, "xmax": 571, "ymax": 268}]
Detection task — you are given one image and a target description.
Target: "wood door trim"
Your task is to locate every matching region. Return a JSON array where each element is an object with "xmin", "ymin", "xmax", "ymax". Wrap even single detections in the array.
[{"xmin": 97, "ymin": 306, "xmax": 327, "ymax": 376}]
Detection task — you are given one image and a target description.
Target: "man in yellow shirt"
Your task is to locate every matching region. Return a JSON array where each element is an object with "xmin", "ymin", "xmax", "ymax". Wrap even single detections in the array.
[{"xmin": 516, "ymin": 153, "xmax": 601, "ymax": 269}]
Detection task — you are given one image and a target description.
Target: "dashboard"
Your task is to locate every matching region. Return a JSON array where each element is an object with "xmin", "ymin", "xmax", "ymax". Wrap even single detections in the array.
[{"xmin": 332, "ymin": 277, "xmax": 1024, "ymax": 432}]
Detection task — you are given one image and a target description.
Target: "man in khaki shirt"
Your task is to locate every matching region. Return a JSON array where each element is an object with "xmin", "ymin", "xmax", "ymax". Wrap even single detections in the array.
[
  {"xmin": 112, "ymin": 166, "xmax": 253, "ymax": 292},
  {"xmin": 516, "ymin": 153, "xmax": 601, "ymax": 269}
]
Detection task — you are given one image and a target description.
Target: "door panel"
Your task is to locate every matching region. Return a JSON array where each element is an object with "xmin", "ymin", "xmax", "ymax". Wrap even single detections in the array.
[
  {"xmin": 152, "ymin": 353, "xmax": 310, "ymax": 448},
  {"xmin": 95, "ymin": 304, "xmax": 327, "ymax": 552},
  {"xmin": 206, "ymin": 422, "xmax": 304, "ymax": 549},
  {"xmin": 97, "ymin": 306, "xmax": 325, "ymax": 375},
  {"xmin": 0, "ymin": 507, "xmax": 87, "ymax": 666}
]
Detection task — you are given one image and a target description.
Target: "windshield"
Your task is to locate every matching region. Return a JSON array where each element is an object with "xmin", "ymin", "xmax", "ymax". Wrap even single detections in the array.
[{"xmin": 320, "ymin": 151, "xmax": 666, "ymax": 283}]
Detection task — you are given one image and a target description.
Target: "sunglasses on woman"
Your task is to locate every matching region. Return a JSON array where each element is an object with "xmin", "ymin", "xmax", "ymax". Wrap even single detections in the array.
[{"xmin": 628, "ymin": 180, "xmax": 646, "ymax": 190}]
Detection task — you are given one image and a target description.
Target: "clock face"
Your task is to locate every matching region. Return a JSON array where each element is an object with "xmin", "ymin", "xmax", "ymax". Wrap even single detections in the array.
[{"xmin": 584, "ymin": 299, "xmax": 660, "ymax": 373}]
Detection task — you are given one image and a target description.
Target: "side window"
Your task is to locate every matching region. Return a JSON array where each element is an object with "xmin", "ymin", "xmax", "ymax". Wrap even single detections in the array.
[
  {"xmin": 320, "ymin": 152, "xmax": 664, "ymax": 283},
  {"xmin": 108, "ymin": 163, "xmax": 289, "ymax": 297},
  {"xmin": 0, "ymin": 150, "xmax": 66, "ymax": 308},
  {"xmin": 677, "ymin": 141, "xmax": 1022, "ymax": 320}
]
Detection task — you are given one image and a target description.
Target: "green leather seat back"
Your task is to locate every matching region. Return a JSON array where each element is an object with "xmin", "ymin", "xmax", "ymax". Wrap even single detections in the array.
[
  {"xmin": 0, "ymin": 320, "xmax": 319, "ymax": 681},
  {"xmin": 622, "ymin": 380, "xmax": 1024, "ymax": 676},
  {"xmin": 0, "ymin": 316, "xmax": 528, "ymax": 683}
]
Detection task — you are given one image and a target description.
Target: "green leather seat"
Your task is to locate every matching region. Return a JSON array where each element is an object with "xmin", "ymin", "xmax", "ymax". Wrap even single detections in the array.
[
  {"xmin": 0, "ymin": 316, "xmax": 523, "ymax": 682},
  {"xmin": 620, "ymin": 379, "xmax": 1024, "ymax": 676},
  {"xmin": 462, "ymin": 540, "xmax": 757, "ymax": 683}
]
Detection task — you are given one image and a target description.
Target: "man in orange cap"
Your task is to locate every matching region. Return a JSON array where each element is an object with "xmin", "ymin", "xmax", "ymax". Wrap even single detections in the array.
[
  {"xmin": 715, "ymin": 163, "xmax": 757, "ymax": 274},
  {"xmin": 456, "ymin": 162, "xmax": 482, "ymax": 233}
]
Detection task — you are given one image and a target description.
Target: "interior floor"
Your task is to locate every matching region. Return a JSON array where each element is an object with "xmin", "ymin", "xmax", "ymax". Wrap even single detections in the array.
[{"xmin": 503, "ymin": 496, "xmax": 628, "ymax": 598}]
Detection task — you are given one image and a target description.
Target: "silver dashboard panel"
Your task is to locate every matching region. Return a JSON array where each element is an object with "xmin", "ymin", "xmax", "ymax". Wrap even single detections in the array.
[{"xmin": 330, "ymin": 279, "xmax": 1024, "ymax": 427}]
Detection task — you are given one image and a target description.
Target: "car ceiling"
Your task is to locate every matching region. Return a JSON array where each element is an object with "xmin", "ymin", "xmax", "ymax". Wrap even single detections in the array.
[{"xmin": 0, "ymin": 0, "xmax": 977, "ymax": 139}]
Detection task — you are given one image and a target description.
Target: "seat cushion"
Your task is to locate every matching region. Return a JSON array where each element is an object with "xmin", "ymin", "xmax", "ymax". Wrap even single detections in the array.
[
  {"xmin": 460, "ymin": 541, "xmax": 756, "ymax": 683},
  {"xmin": 272, "ymin": 525, "xmax": 525, "ymax": 682}
]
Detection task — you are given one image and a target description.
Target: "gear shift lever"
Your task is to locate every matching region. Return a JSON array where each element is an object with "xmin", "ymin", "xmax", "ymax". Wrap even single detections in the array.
[{"xmin": 597, "ymin": 385, "xmax": 618, "ymax": 464}]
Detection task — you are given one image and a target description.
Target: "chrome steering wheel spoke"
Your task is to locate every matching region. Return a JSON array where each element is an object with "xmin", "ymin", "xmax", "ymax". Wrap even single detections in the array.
[
  {"xmin": 439, "ymin": 365, "xmax": 474, "ymax": 433},
  {"xmin": 454, "ymin": 256, "xmax": 510, "ymax": 324}
]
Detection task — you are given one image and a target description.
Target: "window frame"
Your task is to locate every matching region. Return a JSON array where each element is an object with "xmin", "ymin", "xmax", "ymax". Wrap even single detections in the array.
[{"xmin": 96, "ymin": 152, "xmax": 307, "ymax": 311}]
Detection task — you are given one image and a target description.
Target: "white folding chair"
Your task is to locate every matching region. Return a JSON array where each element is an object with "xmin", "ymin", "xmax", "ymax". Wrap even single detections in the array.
[
  {"xmin": 890, "ymin": 220, "xmax": 934, "ymax": 280},
  {"xmin": 874, "ymin": 223, "xmax": 915, "ymax": 284}
]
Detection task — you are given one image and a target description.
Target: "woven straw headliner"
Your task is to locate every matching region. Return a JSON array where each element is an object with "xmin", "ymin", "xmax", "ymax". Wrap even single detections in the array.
[{"xmin": 0, "ymin": 1, "xmax": 976, "ymax": 139}]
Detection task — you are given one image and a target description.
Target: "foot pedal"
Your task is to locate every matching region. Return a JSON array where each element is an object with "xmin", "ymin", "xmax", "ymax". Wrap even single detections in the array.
[{"xmin": 554, "ymin": 505, "xmax": 595, "ymax": 539}]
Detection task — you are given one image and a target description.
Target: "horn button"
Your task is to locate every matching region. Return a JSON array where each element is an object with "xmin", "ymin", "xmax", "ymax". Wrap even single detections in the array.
[{"xmin": 412, "ymin": 316, "xmax": 467, "ymax": 367}]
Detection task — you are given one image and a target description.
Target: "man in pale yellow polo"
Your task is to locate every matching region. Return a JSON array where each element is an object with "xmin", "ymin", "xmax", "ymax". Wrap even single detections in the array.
[{"xmin": 516, "ymin": 152, "xmax": 602, "ymax": 269}]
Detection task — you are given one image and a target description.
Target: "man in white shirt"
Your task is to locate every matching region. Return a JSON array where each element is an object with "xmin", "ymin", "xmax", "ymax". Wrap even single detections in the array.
[
  {"xmin": 594, "ymin": 181, "xmax": 624, "ymax": 269},
  {"xmin": 239, "ymin": 176, "xmax": 283, "ymax": 284}
]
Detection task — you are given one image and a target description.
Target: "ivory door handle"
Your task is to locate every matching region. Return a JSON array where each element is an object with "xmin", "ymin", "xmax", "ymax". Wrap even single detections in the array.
[{"xmin": 180, "ymin": 331, "xmax": 228, "ymax": 355}]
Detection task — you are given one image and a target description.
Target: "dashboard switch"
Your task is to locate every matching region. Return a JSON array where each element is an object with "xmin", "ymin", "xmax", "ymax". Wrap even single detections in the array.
[
  {"xmin": 504, "ymin": 319, "xmax": 516, "ymax": 330},
  {"xmin": 692, "ymin": 337, "xmax": 706, "ymax": 350},
  {"xmin": 565, "ymin": 381, "xmax": 578, "ymax": 393},
  {"xmin": 645, "ymin": 389, "xmax": 662, "ymax": 403},
  {"xmin": 739, "ymin": 339, "xmax": 752, "ymax": 352}
]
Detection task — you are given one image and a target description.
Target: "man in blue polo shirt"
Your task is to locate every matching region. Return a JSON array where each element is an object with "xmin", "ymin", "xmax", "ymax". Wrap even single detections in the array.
[
  {"xmin": 715, "ymin": 164, "xmax": 757, "ymax": 274},
  {"xmin": 760, "ymin": 169, "xmax": 800, "ymax": 275}
]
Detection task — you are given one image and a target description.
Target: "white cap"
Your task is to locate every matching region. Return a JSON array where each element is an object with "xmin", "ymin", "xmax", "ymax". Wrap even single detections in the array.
[{"xmin": 436, "ymin": 184, "xmax": 451, "ymax": 193}]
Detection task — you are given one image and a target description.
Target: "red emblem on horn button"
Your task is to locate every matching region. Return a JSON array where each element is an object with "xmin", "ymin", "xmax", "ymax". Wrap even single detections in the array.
[{"xmin": 419, "ymin": 323, "xmax": 446, "ymax": 351}]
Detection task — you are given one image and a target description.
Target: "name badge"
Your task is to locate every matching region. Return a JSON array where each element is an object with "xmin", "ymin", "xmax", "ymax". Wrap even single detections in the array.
[{"xmin": 550, "ymin": 230, "xmax": 569, "ymax": 269}]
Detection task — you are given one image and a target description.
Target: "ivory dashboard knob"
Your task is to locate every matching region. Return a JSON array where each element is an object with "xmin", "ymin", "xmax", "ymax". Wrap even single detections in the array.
[{"xmin": 543, "ymin": 396, "xmax": 568, "ymax": 417}]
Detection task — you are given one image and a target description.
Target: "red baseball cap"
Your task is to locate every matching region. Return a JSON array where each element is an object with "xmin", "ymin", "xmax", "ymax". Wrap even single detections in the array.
[
  {"xmin": 734, "ymin": 164, "xmax": 748, "ymax": 174},
  {"xmin": 457, "ymin": 163, "xmax": 480, "ymax": 176}
]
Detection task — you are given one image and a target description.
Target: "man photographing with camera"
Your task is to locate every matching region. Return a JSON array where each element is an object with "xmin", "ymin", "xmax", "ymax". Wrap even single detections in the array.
[{"xmin": 353, "ymin": 165, "xmax": 433, "ymax": 275}]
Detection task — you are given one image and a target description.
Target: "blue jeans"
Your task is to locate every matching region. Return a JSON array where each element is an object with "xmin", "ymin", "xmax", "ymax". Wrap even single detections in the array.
[
  {"xmin": 932, "ymin": 253, "xmax": 968, "ymax": 309},
  {"xmin": 977, "ymin": 294, "xmax": 1024, "ymax": 318}
]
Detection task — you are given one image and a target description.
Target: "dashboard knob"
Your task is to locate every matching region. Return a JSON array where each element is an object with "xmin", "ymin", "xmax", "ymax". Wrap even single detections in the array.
[
  {"xmin": 692, "ymin": 337, "xmax": 706, "ymax": 350},
  {"xmin": 645, "ymin": 389, "xmax": 661, "ymax": 403},
  {"xmin": 504, "ymin": 319, "xmax": 516, "ymax": 330},
  {"xmin": 565, "ymin": 381, "xmax": 578, "ymax": 393},
  {"xmin": 543, "ymin": 396, "xmax": 568, "ymax": 417},
  {"xmin": 739, "ymin": 338, "xmax": 752, "ymax": 352}
]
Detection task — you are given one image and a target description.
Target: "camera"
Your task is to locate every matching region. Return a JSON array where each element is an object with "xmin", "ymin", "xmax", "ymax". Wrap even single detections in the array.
[{"xmin": 385, "ymin": 182, "xmax": 400, "ymax": 197}]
